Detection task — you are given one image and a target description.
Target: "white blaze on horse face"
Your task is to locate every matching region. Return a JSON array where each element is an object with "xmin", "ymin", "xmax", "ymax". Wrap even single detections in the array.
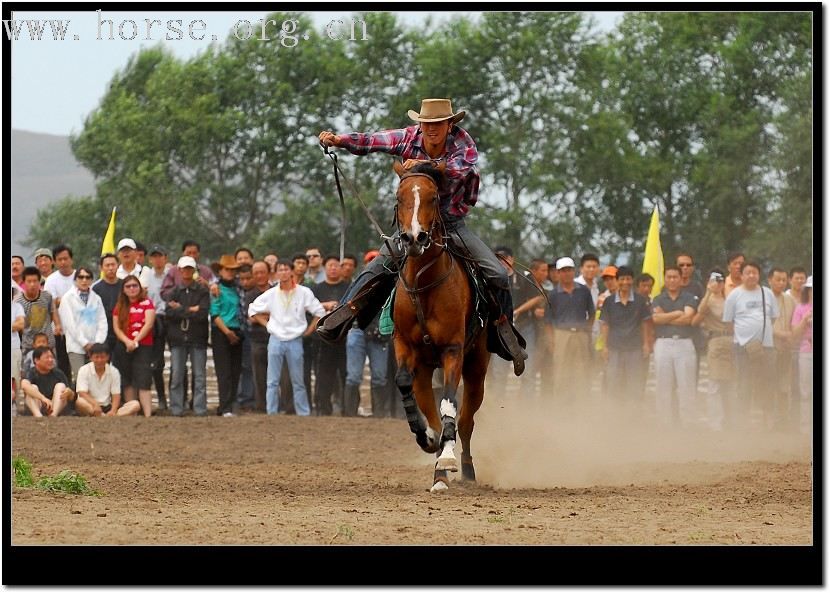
[
  {"xmin": 409, "ymin": 184, "xmax": 422, "ymax": 238},
  {"xmin": 440, "ymin": 398, "xmax": 457, "ymax": 419}
]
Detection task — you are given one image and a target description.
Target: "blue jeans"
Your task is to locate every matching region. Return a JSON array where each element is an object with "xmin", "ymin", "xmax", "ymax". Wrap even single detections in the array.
[
  {"xmin": 266, "ymin": 335, "xmax": 309, "ymax": 416},
  {"xmin": 170, "ymin": 345, "xmax": 207, "ymax": 416},
  {"xmin": 345, "ymin": 328, "xmax": 389, "ymax": 388}
]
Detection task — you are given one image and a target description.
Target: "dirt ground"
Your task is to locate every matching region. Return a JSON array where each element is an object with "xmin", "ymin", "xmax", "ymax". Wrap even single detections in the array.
[{"xmin": 10, "ymin": 389, "xmax": 813, "ymax": 546}]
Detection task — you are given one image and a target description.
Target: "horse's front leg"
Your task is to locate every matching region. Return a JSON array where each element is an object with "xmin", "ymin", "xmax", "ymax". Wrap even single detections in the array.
[{"xmin": 435, "ymin": 344, "xmax": 464, "ymax": 473}]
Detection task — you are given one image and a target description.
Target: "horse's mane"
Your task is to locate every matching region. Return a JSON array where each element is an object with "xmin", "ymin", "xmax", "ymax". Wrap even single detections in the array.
[{"xmin": 406, "ymin": 163, "xmax": 444, "ymax": 187}]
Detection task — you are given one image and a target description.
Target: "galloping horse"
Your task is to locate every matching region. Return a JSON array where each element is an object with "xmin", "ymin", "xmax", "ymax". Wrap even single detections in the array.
[{"xmin": 391, "ymin": 160, "xmax": 491, "ymax": 493}]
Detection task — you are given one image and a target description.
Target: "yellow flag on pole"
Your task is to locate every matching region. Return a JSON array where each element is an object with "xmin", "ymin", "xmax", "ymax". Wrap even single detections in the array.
[
  {"xmin": 642, "ymin": 206, "xmax": 664, "ymax": 298},
  {"xmin": 100, "ymin": 207, "xmax": 116, "ymax": 277}
]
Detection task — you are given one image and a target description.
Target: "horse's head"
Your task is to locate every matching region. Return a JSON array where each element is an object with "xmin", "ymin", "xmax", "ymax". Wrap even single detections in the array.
[{"xmin": 393, "ymin": 160, "xmax": 446, "ymax": 258}]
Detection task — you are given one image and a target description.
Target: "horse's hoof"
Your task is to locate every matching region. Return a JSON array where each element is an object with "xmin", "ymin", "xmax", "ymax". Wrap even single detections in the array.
[
  {"xmin": 430, "ymin": 480, "xmax": 449, "ymax": 493},
  {"xmin": 462, "ymin": 462, "xmax": 476, "ymax": 482},
  {"xmin": 436, "ymin": 454, "xmax": 458, "ymax": 472}
]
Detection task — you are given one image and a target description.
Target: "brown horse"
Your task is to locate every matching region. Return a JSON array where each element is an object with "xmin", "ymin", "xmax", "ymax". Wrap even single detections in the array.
[{"xmin": 391, "ymin": 160, "xmax": 491, "ymax": 493}]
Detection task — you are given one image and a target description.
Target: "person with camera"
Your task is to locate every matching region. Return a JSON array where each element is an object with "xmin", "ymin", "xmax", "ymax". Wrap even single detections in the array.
[
  {"xmin": 722, "ymin": 261, "xmax": 779, "ymax": 430},
  {"xmin": 692, "ymin": 268, "xmax": 734, "ymax": 430}
]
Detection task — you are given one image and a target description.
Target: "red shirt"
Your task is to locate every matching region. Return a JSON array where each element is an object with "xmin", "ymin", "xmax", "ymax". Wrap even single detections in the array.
[{"xmin": 114, "ymin": 298, "xmax": 155, "ymax": 346}]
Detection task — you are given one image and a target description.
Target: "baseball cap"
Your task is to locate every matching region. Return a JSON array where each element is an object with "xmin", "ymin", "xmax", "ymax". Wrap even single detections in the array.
[
  {"xmin": 805, "ymin": 275, "xmax": 813, "ymax": 288},
  {"xmin": 555, "ymin": 257, "xmax": 575, "ymax": 270},
  {"xmin": 33, "ymin": 247, "xmax": 53, "ymax": 260},
  {"xmin": 601, "ymin": 265, "xmax": 618, "ymax": 278},
  {"xmin": 363, "ymin": 250, "xmax": 380, "ymax": 264},
  {"xmin": 149, "ymin": 244, "xmax": 168, "ymax": 256},
  {"xmin": 177, "ymin": 256, "xmax": 197, "ymax": 269},
  {"xmin": 117, "ymin": 238, "xmax": 137, "ymax": 251}
]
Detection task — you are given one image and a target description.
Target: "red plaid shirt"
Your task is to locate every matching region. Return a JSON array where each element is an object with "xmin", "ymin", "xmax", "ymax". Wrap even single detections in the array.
[{"xmin": 338, "ymin": 124, "xmax": 480, "ymax": 220}]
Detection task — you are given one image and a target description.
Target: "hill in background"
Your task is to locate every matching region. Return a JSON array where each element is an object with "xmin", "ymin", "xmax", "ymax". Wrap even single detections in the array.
[{"xmin": 10, "ymin": 129, "xmax": 96, "ymax": 261}]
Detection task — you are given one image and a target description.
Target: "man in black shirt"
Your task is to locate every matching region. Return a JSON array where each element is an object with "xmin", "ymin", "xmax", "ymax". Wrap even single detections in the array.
[
  {"xmin": 92, "ymin": 253, "xmax": 123, "ymax": 355},
  {"xmin": 20, "ymin": 346, "xmax": 75, "ymax": 417},
  {"xmin": 311, "ymin": 256, "xmax": 349, "ymax": 415}
]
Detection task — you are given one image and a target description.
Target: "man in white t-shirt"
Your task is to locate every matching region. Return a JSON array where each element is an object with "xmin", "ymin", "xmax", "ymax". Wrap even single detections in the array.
[
  {"xmin": 115, "ymin": 238, "xmax": 153, "ymax": 288},
  {"xmin": 248, "ymin": 260, "xmax": 325, "ymax": 416},
  {"xmin": 42, "ymin": 244, "xmax": 76, "ymax": 379},
  {"xmin": 74, "ymin": 343, "xmax": 140, "ymax": 416},
  {"xmin": 723, "ymin": 261, "xmax": 779, "ymax": 429}
]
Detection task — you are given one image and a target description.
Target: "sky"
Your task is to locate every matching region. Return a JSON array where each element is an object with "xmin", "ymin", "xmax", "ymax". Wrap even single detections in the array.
[{"xmin": 9, "ymin": 9, "xmax": 624, "ymax": 136}]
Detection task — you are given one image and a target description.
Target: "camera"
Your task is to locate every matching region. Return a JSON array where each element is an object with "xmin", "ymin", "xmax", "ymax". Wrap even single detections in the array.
[{"xmin": 710, "ymin": 272, "xmax": 724, "ymax": 282}]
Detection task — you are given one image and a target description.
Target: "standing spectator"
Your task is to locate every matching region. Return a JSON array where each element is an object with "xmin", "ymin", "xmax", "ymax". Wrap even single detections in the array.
[
  {"xmin": 112, "ymin": 274, "xmax": 156, "ymax": 417},
  {"xmin": 160, "ymin": 240, "xmax": 215, "ymax": 300},
  {"xmin": 244, "ymin": 261, "xmax": 273, "ymax": 413},
  {"xmin": 292, "ymin": 253, "xmax": 316, "ymax": 400},
  {"xmin": 598, "ymin": 266, "xmax": 653, "ymax": 407},
  {"xmin": 134, "ymin": 242, "xmax": 147, "ymax": 267},
  {"xmin": 292, "ymin": 254, "xmax": 312, "ymax": 286},
  {"xmin": 12, "ymin": 255, "xmax": 25, "ymax": 290},
  {"xmin": 304, "ymin": 247, "xmax": 326, "ymax": 284},
  {"xmin": 248, "ymin": 260, "xmax": 325, "ymax": 416},
  {"xmin": 236, "ymin": 264, "xmax": 256, "ymax": 412},
  {"xmin": 74, "ymin": 343, "xmax": 141, "ymax": 417},
  {"xmin": 11, "ymin": 283, "xmax": 25, "ymax": 413},
  {"xmin": 165, "ymin": 256, "xmax": 210, "ymax": 417},
  {"xmin": 768, "ymin": 267, "xmax": 797, "ymax": 429},
  {"xmin": 20, "ymin": 346, "xmax": 75, "ymax": 417},
  {"xmin": 652, "ymin": 266, "xmax": 698, "ymax": 428},
  {"xmin": 17, "ymin": 266, "xmax": 59, "ymax": 354},
  {"xmin": 635, "ymin": 273, "xmax": 655, "ymax": 303},
  {"xmin": 115, "ymin": 238, "xmax": 153, "ymax": 288},
  {"xmin": 546, "ymin": 257, "xmax": 595, "ymax": 405},
  {"xmin": 594, "ymin": 265, "xmax": 618, "ymax": 357},
  {"xmin": 345, "ymin": 250, "xmax": 393, "ymax": 418},
  {"xmin": 723, "ymin": 261, "xmax": 779, "ymax": 430},
  {"xmin": 786, "ymin": 266, "xmax": 808, "ymax": 300},
  {"xmin": 235, "ymin": 247, "xmax": 255, "ymax": 267},
  {"xmin": 513, "ymin": 258, "xmax": 547, "ymax": 395},
  {"xmin": 575, "ymin": 253, "xmax": 600, "ymax": 307},
  {"xmin": 724, "ymin": 251, "xmax": 745, "ymax": 297},
  {"xmin": 692, "ymin": 268, "xmax": 735, "ymax": 431},
  {"xmin": 44, "ymin": 244, "xmax": 76, "ymax": 378},
  {"xmin": 146, "ymin": 245, "xmax": 172, "ymax": 411},
  {"xmin": 57, "ymin": 266, "xmax": 108, "ymax": 383},
  {"xmin": 311, "ymin": 256, "xmax": 349, "ymax": 415},
  {"xmin": 92, "ymin": 253, "xmax": 123, "ymax": 355},
  {"xmin": 677, "ymin": 253, "xmax": 704, "ymax": 299},
  {"xmin": 790, "ymin": 277, "xmax": 813, "ymax": 435},
  {"xmin": 543, "ymin": 259, "xmax": 559, "ymax": 291},
  {"xmin": 340, "ymin": 254, "xmax": 358, "ymax": 286},
  {"xmin": 211, "ymin": 255, "xmax": 244, "ymax": 417},
  {"xmin": 33, "ymin": 248, "xmax": 54, "ymax": 285},
  {"xmin": 263, "ymin": 253, "xmax": 279, "ymax": 286},
  {"xmin": 486, "ymin": 246, "xmax": 520, "ymax": 395}
]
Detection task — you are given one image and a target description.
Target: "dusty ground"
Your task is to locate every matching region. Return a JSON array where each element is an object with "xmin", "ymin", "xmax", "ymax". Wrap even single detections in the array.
[{"xmin": 10, "ymin": 390, "xmax": 813, "ymax": 546}]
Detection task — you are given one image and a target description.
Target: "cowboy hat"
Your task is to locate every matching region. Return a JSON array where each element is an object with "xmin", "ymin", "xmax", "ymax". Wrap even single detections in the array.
[
  {"xmin": 407, "ymin": 98, "xmax": 465, "ymax": 125},
  {"xmin": 216, "ymin": 254, "xmax": 240, "ymax": 270}
]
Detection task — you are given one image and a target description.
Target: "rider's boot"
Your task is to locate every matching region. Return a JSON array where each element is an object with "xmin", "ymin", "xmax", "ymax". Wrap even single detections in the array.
[
  {"xmin": 317, "ymin": 272, "xmax": 394, "ymax": 343},
  {"xmin": 493, "ymin": 287, "xmax": 528, "ymax": 376}
]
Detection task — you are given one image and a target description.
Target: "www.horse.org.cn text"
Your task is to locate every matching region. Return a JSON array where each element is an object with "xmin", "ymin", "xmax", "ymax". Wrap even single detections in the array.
[{"xmin": 2, "ymin": 11, "xmax": 369, "ymax": 46}]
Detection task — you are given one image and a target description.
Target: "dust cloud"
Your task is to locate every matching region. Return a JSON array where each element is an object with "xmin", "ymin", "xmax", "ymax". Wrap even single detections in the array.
[{"xmin": 457, "ymin": 381, "xmax": 812, "ymax": 490}]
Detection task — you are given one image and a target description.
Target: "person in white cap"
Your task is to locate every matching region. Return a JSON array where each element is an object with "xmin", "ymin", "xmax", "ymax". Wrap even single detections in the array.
[
  {"xmin": 544, "ymin": 256, "xmax": 595, "ymax": 404},
  {"xmin": 116, "ymin": 238, "xmax": 152, "ymax": 288},
  {"xmin": 317, "ymin": 98, "xmax": 528, "ymax": 375}
]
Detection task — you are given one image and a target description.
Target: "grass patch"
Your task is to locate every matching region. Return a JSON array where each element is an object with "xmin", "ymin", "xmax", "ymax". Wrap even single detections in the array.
[{"xmin": 12, "ymin": 456, "xmax": 100, "ymax": 496}]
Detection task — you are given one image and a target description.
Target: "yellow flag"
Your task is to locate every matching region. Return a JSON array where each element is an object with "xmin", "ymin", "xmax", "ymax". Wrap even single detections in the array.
[
  {"xmin": 100, "ymin": 207, "xmax": 116, "ymax": 277},
  {"xmin": 642, "ymin": 206, "xmax": 664, "ymax": 298}
]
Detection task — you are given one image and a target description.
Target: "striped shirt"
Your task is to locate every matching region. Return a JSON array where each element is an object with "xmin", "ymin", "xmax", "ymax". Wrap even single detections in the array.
[{"xmin": 338, "ymin": 124, "xmax": 480, "ymax": 220}]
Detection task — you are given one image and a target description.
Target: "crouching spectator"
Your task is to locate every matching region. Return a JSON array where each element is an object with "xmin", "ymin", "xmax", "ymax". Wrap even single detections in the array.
[
  {"xmin": 75, "ymin": 343, "xmax": 140, "ymax": 416},
  {"xmin": 20, "ymin": 346, "xmax": 75, "ymax": 417}
]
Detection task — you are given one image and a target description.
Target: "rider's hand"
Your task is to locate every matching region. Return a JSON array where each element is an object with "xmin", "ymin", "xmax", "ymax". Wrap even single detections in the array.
[
  {"xmin": 319, "ymin": 131, "xmax": 340, "ymax": 148},
  {"xmin": 403, "ymin": 159, "xmax": 430, "ymax": 170}
]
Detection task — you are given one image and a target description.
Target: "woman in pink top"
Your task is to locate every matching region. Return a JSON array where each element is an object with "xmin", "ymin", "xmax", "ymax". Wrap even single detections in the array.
[
  {"xmin": 791, "ymin": 277, "xmax": 813, "ymax": 435},
  {"xmin": 113, "ymin": 275, "xmax": 156, "ymax": 417}
]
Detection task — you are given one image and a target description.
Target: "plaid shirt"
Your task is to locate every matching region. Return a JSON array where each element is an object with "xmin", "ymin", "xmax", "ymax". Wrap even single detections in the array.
[{"xmin": 338, "ymin": 124, "xmax": 480, "ymax": 220}]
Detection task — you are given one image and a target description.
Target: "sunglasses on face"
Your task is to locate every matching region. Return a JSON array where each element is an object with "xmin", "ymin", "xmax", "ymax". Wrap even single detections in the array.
[
  {"xmin": 124, "ymin": 284, "xmax": 141, "ymax": 289},
  {"xmin": 678, "ymin": 263, "xmax": 693, "ymax": 267},
  {"xmin": 306, "ymin": 254, "xmax": 320, "ymax": 258},
  {"xmin": 76, "ymin": 274, "xmax": 93, "ymax": 280}
]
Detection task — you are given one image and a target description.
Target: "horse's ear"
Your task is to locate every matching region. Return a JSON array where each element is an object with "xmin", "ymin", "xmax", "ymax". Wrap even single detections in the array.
[{"xmin": 393, "ymin": 160, "xmax": 407, "ymax": 178}]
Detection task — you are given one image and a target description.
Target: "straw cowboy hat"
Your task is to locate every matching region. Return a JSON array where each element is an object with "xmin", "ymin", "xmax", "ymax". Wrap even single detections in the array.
[
  {"xmin": 407, "ymin": 98, "xmax": 466, "ymax": 125},
  {"xmin": 216, "ymin": 254, "xmax": 240, "ymax": 270}
]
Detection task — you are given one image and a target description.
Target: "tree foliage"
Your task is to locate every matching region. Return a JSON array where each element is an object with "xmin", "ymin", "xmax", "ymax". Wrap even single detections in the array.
[{"xmin": 26, "ymin": 11, "xmax": 813, "ymax": 274}]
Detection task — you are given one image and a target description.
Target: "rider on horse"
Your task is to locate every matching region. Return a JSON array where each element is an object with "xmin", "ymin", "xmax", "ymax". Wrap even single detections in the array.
[{"xmin": 317, "ymin": 98, "xmax": 528, "ymax": 376}]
